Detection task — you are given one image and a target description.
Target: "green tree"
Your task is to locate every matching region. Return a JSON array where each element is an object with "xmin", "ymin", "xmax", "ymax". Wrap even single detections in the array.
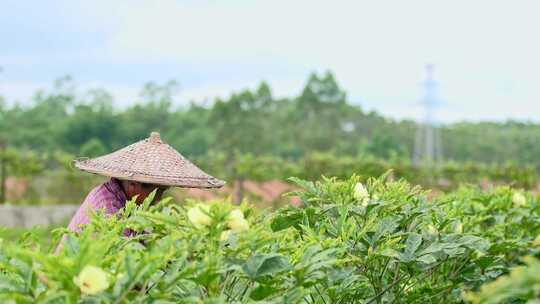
[
  {"xmin": 57, "ymin": 89, "xmax": 118, "ymax": 154},
  {"xmin": 118, "ymin": 81, "xmax": 178, "ymax": 145},
  {"xmin": 291, "ymin": 71, "xmax": 349, "ymax": 153},
  {"xmin": 79, "ymin": 138, "xmax": 107, "ymax": 157},
  {"xmin": 209, "ymin": 82, "xmax": 274, "ymax": 156}
]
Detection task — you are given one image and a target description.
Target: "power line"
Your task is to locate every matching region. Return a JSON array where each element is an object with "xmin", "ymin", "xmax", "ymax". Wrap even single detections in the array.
[{"xmin": 413, "ymin": 64, "xmax": 443, "ymax": 170}]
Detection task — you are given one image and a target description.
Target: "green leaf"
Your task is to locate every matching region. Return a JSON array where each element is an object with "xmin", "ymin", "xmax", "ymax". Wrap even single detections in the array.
[
  {"xmin": 64, "ymin": 234, "xmax": 80, "ymax": 255},
  {"xmin": 380, "ymin": 248, "xmax": 400, "ymax": 258},
  {"xmin": 444, "ymin": 247, "xmax": 466, "ymax": 257},
  {"xmin": 372, "ymin": 216, "xmax": 399, "ymax": 244},
  {"xmin": 249, "ymin": 284, "xmax": 279, "ymax": 300},
  {"xmin": 271, "ymin": 210, "xmax": 304, "ymax": 232},
  {"xmin": 405, "ymin": 233, "xmax": 422, "ymax": 256},
  {"xmin": 457, "ymin": 235, "xmax": 490, "ymax": 251},
  {"xmin": 418, "ymin": 242, "xmax": 446, "ymax": 256},
  {"xmin": 0, "ymin": 273, "xmax": 22, "ymax": 292},
  {"xmin": 243, "ymin": 254, "xmax": 291, "ymax": 280},
  {"xmin": 417, "ymin": 254, "xmax": 437, "ymax": 264}
]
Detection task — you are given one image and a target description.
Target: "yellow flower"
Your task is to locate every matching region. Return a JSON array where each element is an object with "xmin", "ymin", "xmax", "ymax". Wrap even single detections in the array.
[
  {"xmin": 220, "ymin": 230, "xmax": 232, "ymax": 241},
  {"xmin": 228, "ymin": 209, "xmax": 244, "ymax": 222},
  {"xmin": 426, "ymin": 224, "xmax": 438, "ymax": 235},
  {"xmin": 512, "ymin": 192, "xmax": 527, "ymax": 207},
  {"xmin": 353, "ymin": 182, "xmax": 370, "ymax": 205},
  {"xmin": 73, "ymin": 265, "xmax": 109, "ymax": 295},
  {"xmin": 187, "ymin": 204, "xmax": 212, "ymax": 227},
  {"xmin": 115, "ymin": 272, "xmax": 125, "ymax": 281},
  {"xmin": 532, "ymin": 235, "xmax": 540, "ymax": 246},
  {"xmin": 473, "ymin": 250, "xmax": 486, "ymax": 258},
  {"xmin": 454, "ymin": 221, "xmax": 463, "ymax": 234},
  {"xmin": 229, "ymin": 218, "xmax": 250, "ymax": 232},
  {"xmin": 227, "ymin": 209, "xmax": 250, "ymax": 232}
]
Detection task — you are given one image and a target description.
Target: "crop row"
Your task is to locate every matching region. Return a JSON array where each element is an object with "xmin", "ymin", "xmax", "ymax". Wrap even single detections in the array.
[{"xmin": 0, "ymin": 174, "xmax": 539, "ymax": 303}]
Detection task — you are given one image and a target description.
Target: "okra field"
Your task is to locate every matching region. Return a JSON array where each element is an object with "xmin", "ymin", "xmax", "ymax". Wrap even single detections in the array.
[
  {"xmin": 3, "ymin": 1, "xmax": 540, "ymax": 303},
  {"xmin": 1, "ymin": 174, "xmax": 539, "ymax": 303}
]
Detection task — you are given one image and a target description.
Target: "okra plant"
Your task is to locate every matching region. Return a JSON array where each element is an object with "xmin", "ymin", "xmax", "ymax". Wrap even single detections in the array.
[{"xmin": 0, "ymin": 174, "xmax": 538, "ymax": 303}]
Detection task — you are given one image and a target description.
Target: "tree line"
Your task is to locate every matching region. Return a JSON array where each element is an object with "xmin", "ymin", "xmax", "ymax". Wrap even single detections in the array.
[{"xmin": 1, "ymin": 72, "xmax": 540, "ymax": 167}]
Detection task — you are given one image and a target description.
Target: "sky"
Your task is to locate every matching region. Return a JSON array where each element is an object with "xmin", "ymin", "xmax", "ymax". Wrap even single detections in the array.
[{"xmin": 1, "ymin": 0, "xmax": 539, "ymax": 123}]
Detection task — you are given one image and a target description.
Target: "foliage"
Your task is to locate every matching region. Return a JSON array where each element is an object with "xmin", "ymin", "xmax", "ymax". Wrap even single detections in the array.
[
  {"xmin": 2, "ymin": 72, "xmax": 540, "ymax": 167},
  {"xmin": 0, "ymin": 148, "xmax": 44, "ymax": 177},
  {"xmin": 0, "ymin": 224, "xmax": 60, "ymax": 249},
  {"xmin": 0, "ymin": 195, "xmax": 335, "ymax": 303},
  {"xmin": 464, "ymin": 256, "xmax": 540, "ymax": 304},
  {"xmin": 275, "ymin": 175, "xmax": 537, "ymax": 302},
  {"xmin": 2, "ymin": 71, "xmax": 540, "ymax": 204},
  {"xmin": 194, "ymin": 152, "xmax": 538, "ymax": 190},
  {"xmin": 4, "ymin": 148, "xmax": 539, "ymax": 206},
  {"xmin": 0, "ymin": 175, "xmax": 538, "ymax": 303}
]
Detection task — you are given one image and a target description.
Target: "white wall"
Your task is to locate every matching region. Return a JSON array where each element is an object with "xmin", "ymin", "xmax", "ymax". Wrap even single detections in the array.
[{"xmin": 0, "ymin": 205, "xmax": 78, "ymax": 228}]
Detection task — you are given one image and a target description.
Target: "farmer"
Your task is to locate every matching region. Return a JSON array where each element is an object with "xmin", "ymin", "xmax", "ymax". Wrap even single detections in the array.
[{"xmin": 56, "ymin": 132, "xmax": 224, "ymax": 251}]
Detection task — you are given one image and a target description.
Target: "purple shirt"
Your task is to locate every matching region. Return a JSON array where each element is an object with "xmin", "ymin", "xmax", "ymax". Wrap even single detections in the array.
[{"xmin": 67, "ymin": 178, "xmax": 127, "ymax": 233}]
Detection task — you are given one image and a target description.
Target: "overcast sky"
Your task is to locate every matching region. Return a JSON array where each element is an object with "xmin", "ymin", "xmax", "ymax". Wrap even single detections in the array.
[{"xmin": 1, "ymin": 0, "xmax": 539, "ymax": 122}]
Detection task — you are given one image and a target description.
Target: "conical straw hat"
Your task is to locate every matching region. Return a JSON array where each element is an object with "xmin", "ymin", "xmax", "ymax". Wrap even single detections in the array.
[{"xmin": 74, "ymin": 132, "xmax": 225, "ymax": 188}]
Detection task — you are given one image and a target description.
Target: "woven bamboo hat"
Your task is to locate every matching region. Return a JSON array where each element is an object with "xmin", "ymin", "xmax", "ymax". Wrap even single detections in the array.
[{"xmin": 74, "ymin": 132, "xmax": 225, "ymax": 188}]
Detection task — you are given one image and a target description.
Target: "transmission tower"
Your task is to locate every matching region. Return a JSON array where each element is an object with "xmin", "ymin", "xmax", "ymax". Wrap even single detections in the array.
[{"xmin": 413, "ymin": 64, "xmax": 443, "ymax": 168}]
